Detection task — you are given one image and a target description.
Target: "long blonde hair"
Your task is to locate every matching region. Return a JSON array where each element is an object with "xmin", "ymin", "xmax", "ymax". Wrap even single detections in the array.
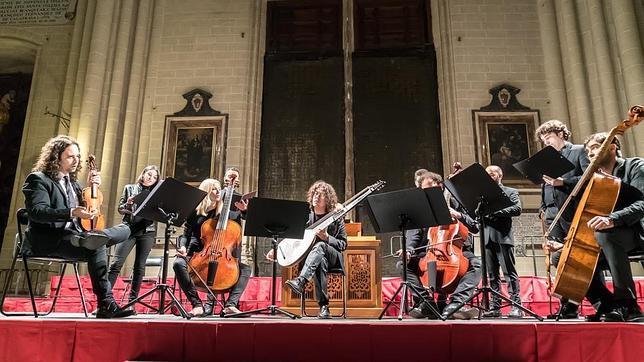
[{"xmin": 196, "ymin": 178, "xmax": 222, "ymax": 216}]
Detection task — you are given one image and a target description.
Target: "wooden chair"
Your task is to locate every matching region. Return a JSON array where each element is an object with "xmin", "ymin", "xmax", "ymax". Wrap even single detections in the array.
[
  {"xmin": 0, "ymin": 208, "xmax": 88, "ymax": 317},
  {"xmin": 300, "ymin": 267, "xmax": 347, "ymax": 318}
]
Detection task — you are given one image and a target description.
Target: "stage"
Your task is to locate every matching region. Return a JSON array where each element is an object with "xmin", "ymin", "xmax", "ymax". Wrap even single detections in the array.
[
  {"xmin": 1, "ymin": 314, "xmax": 643, "ymax": 361},
  {"xmin": 2, "ymin": 276, "xmax": 644, "ymax": 361}
]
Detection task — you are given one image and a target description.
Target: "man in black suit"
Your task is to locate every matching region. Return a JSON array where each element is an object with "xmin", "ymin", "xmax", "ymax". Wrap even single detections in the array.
[
  {"xmin": 560, "ymin": 133, "xmax": 643, "ymax": 322},
  {"xmin": 22, "ymin": 135, "xmax": 138, "ymax": 318},
  {"xmin": 536, "ymin": 120, "xmax": 589, "ymax": 319},
  {"xmin": 482, "ymin": 165, "xmax": 523, "ymax": 318}
]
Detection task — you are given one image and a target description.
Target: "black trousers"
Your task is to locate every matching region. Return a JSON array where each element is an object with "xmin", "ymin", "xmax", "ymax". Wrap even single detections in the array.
[
  {"xmin": 544, "ymin": 205, "xmax": 571, "ymax": 242},
  {"xmin": 28, "ymin": 223, "xmax": 132, "ymax": 308},
  {"xmin": 107, "ymin": 230, "xmax": 156, "ymax": 301},
  {"xmin": 396, "ymin": 256, "xmax": 431, "ymax": 307},
  {"xmin": 399, "ymin": 250, "xmax": 481, "ymax": 307},
  {"xmin": 298, "ymin": 242, "xmax": 342, "ymax": 307},
  {"xmin": 586, "ymin": 227, "xmax": 639, "ymax": 311},
  {"xmin": 485, "ymin": 243, "xmax": 521, "ymax": 308},
  {"xmin": 172, "ymin": 256, "xmax": 251, "ymax": 308}
]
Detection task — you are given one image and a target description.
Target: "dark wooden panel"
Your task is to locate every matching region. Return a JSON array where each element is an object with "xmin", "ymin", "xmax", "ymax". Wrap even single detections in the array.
[
  {"xmin": 352, "ymin": 52, "xmax": 442, "ymax": 276},
  {"xmin": 257, "ymin": 57, "xmax": 345, "ymax": 275},
  {"xmin": 267, "ymin": 0, "xmax": 342, "ymax": 54},
  {"xmin": 354, "ymin": 0, "xmax": 430, "ymax": 51}
]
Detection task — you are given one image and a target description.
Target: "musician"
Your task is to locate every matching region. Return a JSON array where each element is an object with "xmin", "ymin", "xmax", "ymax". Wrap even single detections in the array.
[
  {"xmin": 173, "ymin": 170, "xmax": 251, "ymax": 317},
  {"xmin": 107, "ymin": 165, "xmax": 159, "ymax": 311},
  {"xmin": 270, "ymin": 180, "xmax": 347, "ymax": 319},
  {"xmin": 403, "ymin": 169, "xmax": 482, "ymax": 320},
  {"xmin": 482, "ymin": 165, "xmax": 523, "ymax": 318},
  {"xmin": 549, "ymin": 133, "xmax": 643, "ymax": 322},
  {"xmin": 22, "ymin": 135, "xmax": 139, "ymax": 318},
  {"xmin": 535, "ymin": 120, "xmax": 590, "ymax": 319}
]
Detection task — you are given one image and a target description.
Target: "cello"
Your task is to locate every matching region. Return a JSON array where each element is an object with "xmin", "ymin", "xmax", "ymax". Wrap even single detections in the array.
[
  {"xmin": 80, "ymin": 155, "xmax": 106, "ymax": 231},
  {"xmin": 551, "ymin": 105, "xmax": 643, "ymax": 304},
  {"xmin": 188, "ymin": 180, "xmax": 242, "ymax": 292},
  {"xmin": 418, "ymin": 163, "xmax": 470, "ymax": 294}
]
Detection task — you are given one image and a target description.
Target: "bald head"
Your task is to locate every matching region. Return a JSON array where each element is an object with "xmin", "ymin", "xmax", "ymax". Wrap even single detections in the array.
[{"xmin": 486, "ymin": 165, "xmax": 503, "ymax": 184}]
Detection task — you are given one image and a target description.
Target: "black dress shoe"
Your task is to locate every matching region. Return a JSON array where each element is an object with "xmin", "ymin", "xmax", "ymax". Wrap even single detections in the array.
[
  {"xmin": 441, "ymin": 302, "xmax": 461, "ymax": 320},
  {"xmin": 602, "ymin": 307, "xmax": 626, "ymax": 322},
  {"xmin": 96, "ymin": 301, "xmax": 137, "ymax": 319},
  {"xmin": 318, "ymin": 305, "xmax": 331, "ymax": 319},
  {"xmin": 71, "ymin": 231, "xmax": 110, "ymax": 250},
  {"xmin": 203, "ymin": 303, "xmax": 214, "ymax": 316},
  {"xmin": 546, "ymin": 303, "xmax": 579, "ymax": 319},
  {"xmin": 508, "ymin": 307, "xmax": 524, "ymax": 319},
  {"xmin": 482, "ymin": 309, "xmax": 501, "ymax": 318},
  {"xmin": 285, "ymin": 277, "xmax": 305, "ymax": 295}
]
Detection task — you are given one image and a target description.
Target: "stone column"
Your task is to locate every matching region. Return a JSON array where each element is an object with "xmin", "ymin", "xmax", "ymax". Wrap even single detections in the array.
[
  {"xmin": 611, "ymin": 0, "xmax": 644, "ymax": 155},
  {"xmin": 536, "ymin": 0, "xmax": 570, "ymax": 124},
  {"xmin": 555, "ymin": 0, "xmax": 593, "ymax": 142},
  {"xmin": 343, "ymin": 0, "xmax": 355, "ymax": 207}
]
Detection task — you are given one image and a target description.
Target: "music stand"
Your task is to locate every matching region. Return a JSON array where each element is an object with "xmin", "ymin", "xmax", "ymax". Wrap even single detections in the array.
[
  {"xmin": 225, "ymin": 197, "xmax": 309, "ymax": 319},
  {"xmin": 512, "ymin": 145, "xmax": 575, "ymax": 185},
  {"xmin": 443, "ymin": 163, "xmax": 543, "ymax": 321},
  {"xmin": 366, "ymin": 187, "xmax": 451, "ymax": 320},
  {"xmin": 121, "ymin": 178, "xmax": 206, "ymax": 319}
]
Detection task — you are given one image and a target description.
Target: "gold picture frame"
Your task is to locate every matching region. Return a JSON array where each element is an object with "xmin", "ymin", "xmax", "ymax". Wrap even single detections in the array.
[
  {"xmin": 161, "ymin": 115, "xmax": 228, "ymax": 185},
  {"xmin": 473, "ymin": 111, "xmax": 540, "ymax": 188}
]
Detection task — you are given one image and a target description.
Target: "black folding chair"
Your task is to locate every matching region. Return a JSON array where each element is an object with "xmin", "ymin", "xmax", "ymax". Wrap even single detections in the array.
[{"xmin": 0, "ymin": 208, "xmax": 88, "ymax": 317}]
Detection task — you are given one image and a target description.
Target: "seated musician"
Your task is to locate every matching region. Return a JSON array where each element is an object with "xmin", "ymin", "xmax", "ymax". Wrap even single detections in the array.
[
  {"xmin": 172, "ymin": 172, "xmax": 251, "ymax": 317},
  {"xmin": 482, "ymin": 165, "xmax": 523, "ymax": 318},
  {"xmin": 545, "ymin": 133, "xmax": 644, "ymax": 322},
  {"xmin": 22, "ymin": 135, "xmax": 142, "ymax": 318},
  {"xmin": 401, "ymin": 169, "xmax": 482, "ymax": 320},
  {"xmin": 268, "ymin": 180, "xmax": 347, "ymax": 319}
]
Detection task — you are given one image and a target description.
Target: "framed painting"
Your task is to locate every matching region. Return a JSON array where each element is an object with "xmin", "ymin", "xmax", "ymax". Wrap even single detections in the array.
[
  {"xmin": 473, "ymin": 111, "xmax": 540, "ymax": 187},
  {"xmin": 161, "ymin": 116, "xmax": 228, "ymax": 185}
]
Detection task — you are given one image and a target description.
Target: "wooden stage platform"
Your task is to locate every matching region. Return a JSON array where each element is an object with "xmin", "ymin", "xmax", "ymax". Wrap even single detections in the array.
[{"xmin": 1, "ymin": 314, "xmax": 643, "ymax": 362}]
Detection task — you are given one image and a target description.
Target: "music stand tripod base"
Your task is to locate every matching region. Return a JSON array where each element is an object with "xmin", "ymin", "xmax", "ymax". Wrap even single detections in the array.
[
  {"xmin": 225, "ymin": 197, "xmax": 309, "ymax": 319},
  {"xmin": 123, "ymin": 177, "xmax": 208, "ymax": 320}
]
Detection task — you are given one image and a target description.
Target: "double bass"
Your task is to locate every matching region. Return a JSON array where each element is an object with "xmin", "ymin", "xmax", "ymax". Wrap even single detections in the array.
[
  {"xmin": 551, "ymin": 105, "xmax": 642, "ymax": 304},
  {"xmin": 80, "ymin": 155, "xmax": 106, "ymax": 231},
  {"xmin": 418, "ymin": 163, "xmax": 470, "ymax": 294},
  {"xmin": 188, "ymin": 181, "xmax": 242, "ymax": 292}
]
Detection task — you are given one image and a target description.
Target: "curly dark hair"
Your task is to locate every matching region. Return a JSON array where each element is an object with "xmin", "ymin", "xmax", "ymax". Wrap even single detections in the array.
[
  {"xmin": 535, "ymin": 120, "xmax": 571, "ymax": 142},
  {"xmin": 307, "ymin": 180, "xmax": 338, "ymax": 214},
  {"xmin": 32, "ymin": 135, "xmax": 82, "ymax": 182}
]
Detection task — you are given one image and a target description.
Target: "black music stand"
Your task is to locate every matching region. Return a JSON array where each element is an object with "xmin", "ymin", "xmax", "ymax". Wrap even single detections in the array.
[
  {"xmin": 512, "ymin": 145, "xmax": 575, "ymax": 185},
  {"xmin": 121, "ymin": 178, "xmax": 206, "ymax": 319},
  {"xmin": 225, "ymin": 197, "xmax": 309, "ymax": 319},
  {"xmin": 366, "ymin": 187, "xmax": 451, "ymax": 320},
  {"xmin": 443, "ymin": 163, "xmax": 543, "ymax": 320}
]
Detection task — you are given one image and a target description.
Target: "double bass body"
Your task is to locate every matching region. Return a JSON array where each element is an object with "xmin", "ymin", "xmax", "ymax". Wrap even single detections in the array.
[{"xmin": 553, "ymin": 172, "xmax": 621, "ymax": 303}]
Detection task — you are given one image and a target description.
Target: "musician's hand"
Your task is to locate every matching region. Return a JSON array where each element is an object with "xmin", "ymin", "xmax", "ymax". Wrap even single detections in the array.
[
  {"xmin": 72, "ymin": 206, "xmax": 95, "ymax": 219},
  {"xmin": 126, "ymin": 196, "xmax": 135, "ymax": 205},
  {"xmin": 449, "ymin": 207, "xmax": 462, "ymax": 220},
  {"xmin": 177, "ymin": 246, "xmax": 187, "ymax": 257},
  {"xmin": 315, "ymin": 228, "xmax": 329, "ymax": 241},
  {"xmin": 234, "ymin": 199, "xmax": 248, "ymax": 211},
  {"xmin": 88, "ymin": 172, "xmax": 101, "ymax": 187},
  {"xmin": 266, "ymin": 248, "xmax": 275, "ymax": 261},
  {"xmin": 542, "ymin": 175, "xmax": 564, "ymax": 187},
  {"xmin": 587, "ymin": 216, "xmax": 614, "ymax": 231},
  {"xmin": 393, "ymin": 248, "xmax": 411, "ymax": 261},
  {"xmin": 543, "ymin": 240, "xmax": 563, "ymax": 252}
]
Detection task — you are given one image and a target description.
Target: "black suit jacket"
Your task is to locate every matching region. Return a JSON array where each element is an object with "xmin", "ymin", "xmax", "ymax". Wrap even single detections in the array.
[
  {"xmin": 541, "ymin": 142, "xmax": 590, "ymax": 212},
  {"xmin": 609, "ymin": 157, "xmax": 644, "ymax": 249},
  {"xmin": 484, "ymin": 184, "xmax": 521, "ymax": 246},
  {"xmin": 22, "ymin": 171, "xmax": 83, "ymax": 253}
]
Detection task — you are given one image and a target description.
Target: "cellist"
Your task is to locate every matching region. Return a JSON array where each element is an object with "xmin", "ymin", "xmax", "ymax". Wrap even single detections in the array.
[
  {"xmin": 548, "ymin": 133, "xmax": 644, "ymax": 322},
  {"xmin": 397, "ymin": 169, "xmax": 481, "ymax": 320},
  {"xmin": 172, "ymin": 168, "xmax": 251, "ymax": 317}
]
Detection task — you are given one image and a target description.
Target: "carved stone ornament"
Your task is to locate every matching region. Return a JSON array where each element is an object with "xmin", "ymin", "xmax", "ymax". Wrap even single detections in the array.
[
  {"xmin": 480, "ymin": 83, "xmax": 531, "ymax": 112},
  {"xmin": 173, "ymin": 88, "xmax": 221, "ymax": 116}
]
